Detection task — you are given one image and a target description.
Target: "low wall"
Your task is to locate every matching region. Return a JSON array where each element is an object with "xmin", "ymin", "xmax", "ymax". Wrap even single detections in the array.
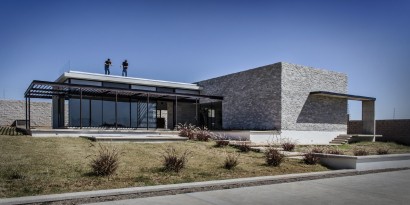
[
  {"xmin": 348, "ymin": 119, "xmax": 410, "ymax": 145},
  {"xmin": 0, "ymin": 99, "xmax": 52, "ymax": 127},
  {"xmin": 314, "ymin": 153, "xmax": 410, "ymax": 171}
]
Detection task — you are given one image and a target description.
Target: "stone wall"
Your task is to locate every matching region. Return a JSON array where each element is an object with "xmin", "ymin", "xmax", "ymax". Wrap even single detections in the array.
[
  {"xmin": 281, "ymin": 62, "xmax": 348, "ymax": 132},
  {"xmin": 349, "ymin": 119, "xmax": 410, "ymax": 145},
  {"xmin": 0, "ymin": 99, "xmax": 52, "ymax": 127},
  {"xmin": 197, "ymin": 63, "xmax": 282, "ymax": 130}
]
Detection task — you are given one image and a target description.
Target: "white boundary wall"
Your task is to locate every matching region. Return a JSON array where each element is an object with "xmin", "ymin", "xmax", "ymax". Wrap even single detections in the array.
[{"xmin": 250, "ymin": 130, "xmax": 345, "ymax": 144}]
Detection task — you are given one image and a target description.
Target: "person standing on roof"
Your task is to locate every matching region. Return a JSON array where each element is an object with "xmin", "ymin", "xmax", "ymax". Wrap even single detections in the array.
[
  {"xmin": 104, "ymin": 58, "xmax": 112, "ymax": 75},
  {"xmin": 122, "ymin": 60, "xmax": 128, "ymax": 77}
]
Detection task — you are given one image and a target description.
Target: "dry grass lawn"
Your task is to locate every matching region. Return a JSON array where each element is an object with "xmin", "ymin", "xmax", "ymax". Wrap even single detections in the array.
[
  {"xmin": 297, "ymin": 141, "xmax": 410, "ymax": 155},
  {"xmin": 0, "ymin": 135, "xmax": 328, "ymax": 198}
]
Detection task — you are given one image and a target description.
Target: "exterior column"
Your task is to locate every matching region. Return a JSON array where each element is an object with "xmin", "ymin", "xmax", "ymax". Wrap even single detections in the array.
[
  {"xmin": 362, "ymin": 100, "xmax": 376, "ymax": 141},
  {"xmin": 195, "ymin": 98, "xmax": 198, "ymax": 125},
  {"xmin": 25, "ymin": 97, "xmax": 28, "ymax": 130},
  {"xmin": 147, "ymin": 94, "xmax": 149, "ymax": 130},
  {"xmin": 115, "ymin": 91, "xmax": 118, "ymax": 130},
  {"xmin": 28, "ymin": 96, "xmax": 31, "ymax": 129},
  {"xmin": 175, "ymin": 96, "xmax": 178, "ymax": 128},
  {"xmin": 80, "ymin": 89, "xmax": 82, "ymax": 129}
]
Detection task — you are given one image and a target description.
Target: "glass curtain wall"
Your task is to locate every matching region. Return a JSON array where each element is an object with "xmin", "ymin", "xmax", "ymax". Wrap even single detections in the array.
[{"xmin": 69, "ymin": 97, "xmax": 157, "ymax": 128}]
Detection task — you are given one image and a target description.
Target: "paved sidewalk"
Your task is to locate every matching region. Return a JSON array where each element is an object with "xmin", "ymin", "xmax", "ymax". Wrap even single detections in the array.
[{"xmin": 85, "ymin": 169, "xmax": 410, "ymax": 205}]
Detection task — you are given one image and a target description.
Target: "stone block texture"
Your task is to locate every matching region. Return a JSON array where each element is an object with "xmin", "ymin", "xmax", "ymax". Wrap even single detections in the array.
[
  {"xmin": 0, "ymin": 99, "xmax": 52, "ymax": 127},
  {"xmin": 281, "ymin": 62, "xmax": 348, "ymax": 132},
  {"xmin": 198, "ymin": 62, "xmax": 348, "ymax": 132},
  {"xmin": 198, "ymin": 63, "xmax": 282, "ymax": 130}
]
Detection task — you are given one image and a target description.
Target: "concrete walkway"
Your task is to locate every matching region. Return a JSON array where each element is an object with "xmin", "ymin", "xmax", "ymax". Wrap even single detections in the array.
[{"xmin": 85, "ymin": 169, "xmax": 410, "ymax": 205}]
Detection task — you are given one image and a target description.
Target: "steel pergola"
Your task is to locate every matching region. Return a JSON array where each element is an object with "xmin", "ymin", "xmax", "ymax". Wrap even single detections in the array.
[{"xmin": 24, "ymin": 80, "xmax": 223, "ymax": 130}]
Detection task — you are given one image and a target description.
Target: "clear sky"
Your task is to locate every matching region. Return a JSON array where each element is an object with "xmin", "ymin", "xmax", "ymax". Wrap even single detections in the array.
[{"xmin": 0, "ymin": 0, "xmax": 409, "ymax": 120}]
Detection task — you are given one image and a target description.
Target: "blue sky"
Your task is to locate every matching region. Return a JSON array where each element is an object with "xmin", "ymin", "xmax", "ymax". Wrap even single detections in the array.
[{"xmin": 0, "ymin": 0, "xmax": 409, "ymax": 120}]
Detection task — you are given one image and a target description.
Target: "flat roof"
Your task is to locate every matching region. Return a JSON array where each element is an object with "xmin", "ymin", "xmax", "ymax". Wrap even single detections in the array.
[
  {"xmin": 56, "ymin": 71, "xmax": 201, "ymax": 90},
  {"xmin": 310, "ymin": 91, "xmax": 375, "ymax": 101},
  {"xmin": 24, "ymin": 80, "xmax": 223, "ymax": 101}
]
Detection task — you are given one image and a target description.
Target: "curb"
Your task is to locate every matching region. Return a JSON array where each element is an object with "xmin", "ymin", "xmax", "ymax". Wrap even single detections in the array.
[{"xmin": 0, "ymin": 168, "xmax": 408, "ymax": 205}]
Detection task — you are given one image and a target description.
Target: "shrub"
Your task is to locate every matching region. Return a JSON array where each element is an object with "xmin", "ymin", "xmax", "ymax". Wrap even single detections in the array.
[
  {"xmin": 265, "ymin": 147, "xmax": 284, "ymax": 166},
  {"xmin": 326, "ymin": 147, "xmax": 344, "ymax": 155},
  {"xmin": 376, "ymin": 147, "xmax": 390, "ymax": 155},
  {"xmin": 303, "ymin": 152, "xmax": 320, "ymax": 165},
  {"xmin": 177, "ymin": 123, "xmax": 197, "ymax": 140},
  {"xmin": 311, "ymin": 146, "xmax": 324, "ymax": 153},
  {"xmin": 224, "ymin": 152, "xmax": 240, "ymax": 170},
  {"xmin": 281, "ymin": 142, "xmax": 296, "ymax": 152},
  {"xmin": 4, "ymin": 167, "xmax": 25, "ymax": 180},
  {"xmin": 353, "ymin": 147, "xmax": 369, "ymax": 156},
  {"xmin": 195, "ymin": 127, "xmax": 213, "ymax": 141},
  {"xmin": 235, "ymin": 142, "xmax": 251, "ymax": 152},
  {"xmin": 280, "ymin": 138, "xmax": 297, "ymax": 152},
  {"xmin": 215, "ymin": 140, "xmax": 230, "ymax": 147},
  {"xmin": 89, "ymin": 144, "xmax": 121, "ymax": 176},
  {"xmin": 162, "ymin": 147, "xmax": 191, "ymax": 172}
]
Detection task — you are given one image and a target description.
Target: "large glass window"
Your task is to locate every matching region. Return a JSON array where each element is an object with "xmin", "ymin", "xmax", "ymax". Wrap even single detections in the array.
[
  {"xmin": 117, "ymin": 100, "xmax": 130, "ymax": 128},
  {"xmin": 81, "ymin": 99, "xmax": 90, "ymax": 127},
  {"xmin": 68, "ymin": 96, "xmax": 157, "ymax": 128},
  {"xmin": 102, "ymin": 98, "xmax": 116, "ymax": 127},
  {"xmin": 102, "ymin": 82, "xmax": 129, "ymax": 89},
  {"xmin": 70, "ymin": 79, "xmax": 102, "ymax": 86},
  {"xmin": 69, "ymin": 98, "xmax": 80, "ymax": 127},
  {"xmin": 91, "ymin": 99, "xmax": 103, "ymax": 127},
  {"xmin": 130, "ymin": 100, "xmax": 139, "ymax": 128},
  {"xmin": 69, "ymin": 98, "xmax": 90, "ymax": 127}
]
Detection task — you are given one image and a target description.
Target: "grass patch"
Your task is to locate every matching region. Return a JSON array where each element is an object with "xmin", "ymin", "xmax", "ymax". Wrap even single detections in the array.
[
  {"xmin": 297, "ymin": 142, "xmax": 410, "ymax": 156},
  {"xmin": 0, "ymin": 135, "xmax": 328, "ymax": 198}
]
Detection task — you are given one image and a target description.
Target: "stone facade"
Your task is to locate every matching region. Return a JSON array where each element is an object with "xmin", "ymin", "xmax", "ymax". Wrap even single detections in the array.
[
  {"xmin": 281, "ymin": 62, "xmax": 348, "ymax": 132},
  {"xmin": 198, "ymin": 62, "xmax": 348, "ymax": 133},
  {"xmin": 197, "ymin": 63, "xmax": 282, "ymax": 130},
  {"xmin": 0, "ymin": 99, "xmax": 52, "ymax": 127}
]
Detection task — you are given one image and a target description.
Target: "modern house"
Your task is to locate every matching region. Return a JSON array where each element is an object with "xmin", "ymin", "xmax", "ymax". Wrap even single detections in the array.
[{"xmin": 23, "ymin": 62, "xmax": 376, "ymax": 144}]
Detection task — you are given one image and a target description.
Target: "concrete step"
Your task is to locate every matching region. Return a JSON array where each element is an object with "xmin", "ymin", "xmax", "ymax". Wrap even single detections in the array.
[
  {"xmin": 81, "ymin": 135, "xmax": 188, "ymax": 143},
  {"xmin": 329, "ymin": 134, "xmax": 353, "ymax": 144}
]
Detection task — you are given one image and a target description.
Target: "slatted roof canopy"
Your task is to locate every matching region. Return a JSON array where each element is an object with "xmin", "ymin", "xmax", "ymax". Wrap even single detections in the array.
[
  {"xmin": 24, "ymin": 80, "xmax": 223, "ymax": 101},
  {"xmin": 310, "ymin": 91, "xmax": 375, "ymax": 101}
]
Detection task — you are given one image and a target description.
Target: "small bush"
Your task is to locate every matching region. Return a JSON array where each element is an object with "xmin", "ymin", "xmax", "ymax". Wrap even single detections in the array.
[
  {"xmin": 311, "ymin": 146, "xmax": 324, "ymax": 153},
  {"xmin": 376, "ymin": 147, "xmax": 390, "ymax": 155},
  {"xmin": 89, "ymin": 144, "xmax": 121, "ymax": 176},
  {"xmin": 195, "ymin": 127, "xmax": 212, "ymax": 141},
  {"xmin": 224, "ymin": 152, "xmax": 240, "ymax": 170},
  {"xmin": 326, "ymin": 147, "xmax": 344, "ymax": 155},
  {"xmin": 265, "ymin": 147, "xmax": 284, "ymax": 166},
  {"xmin": 177, "ymin": 123, "xmax": 197, "ymax": 140},
  {"xmin": 235, "ymin": 142, "xmax": 251, "ymax": 152},
  {"xmin": 353, "ymin": 147, "xmax": 369, "ymax": 156},
  {"xmin": 162, "ymin": 147, "xmax": 191, "ymax": 172},
  {"xmin": 4, "ymin": 167, "xmax": 25, "ymax": 180},
  {"xmin": 281, "ymin": 142, "xmax": 296, "ymax": 152},
  {"xmin": 303, "ymin": 152, "xmax": 320, "ymax": 165},
  {"xmin": 215, "ymin": 140, "xmax": 230, "ymax": 147}
]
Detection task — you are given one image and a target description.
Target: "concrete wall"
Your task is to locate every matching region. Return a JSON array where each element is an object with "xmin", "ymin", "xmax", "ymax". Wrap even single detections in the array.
[
  {"xmin": 349, "ymin": 119, "xmax": 410, "ymax": 145},
  {"xmin": 281, "ymin": 62, "xmax": 348, "ymax": 132},
  {"xmin": 0, "ymin": 99, "xmax": 52, "ymax": 127},
  {"xmin": 197, "ymin": 63, "xmax": 282, "ymax": 130}
]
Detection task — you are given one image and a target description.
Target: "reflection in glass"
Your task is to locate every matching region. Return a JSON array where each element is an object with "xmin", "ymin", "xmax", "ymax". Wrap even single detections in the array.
[
  {"xmin": 69, "ymin": 98, "xmax": 80, "ymax": 127},
  {"xmin": 68, "ymin": 97, "xmax": 157, "ymax": 128},
  {"xmin": 102, "ymin": 99, "xmax": 115, "ymax": 127},
  {"xmin": 117, "ymin": 100, "xmax": 130, "ymax": 127},
  {"xmin": 91, "ymin": 99, "xmax": 103, "ymax": 127},
  {"xmin": 81, "ymin": 99, "xmax": 90, "ymax": 127}
]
